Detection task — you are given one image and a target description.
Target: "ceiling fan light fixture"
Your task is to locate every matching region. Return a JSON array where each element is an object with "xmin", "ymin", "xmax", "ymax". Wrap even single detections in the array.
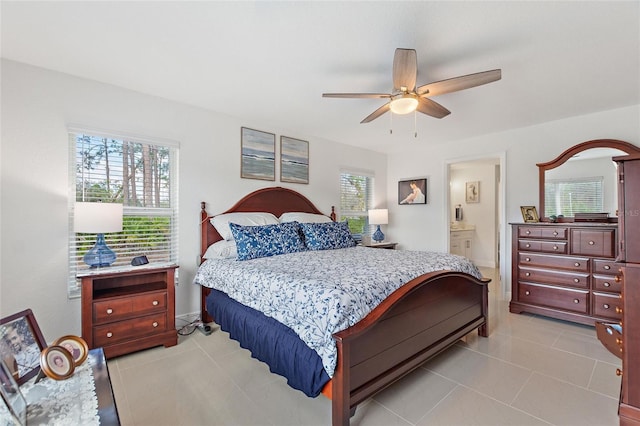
[{"xmin": 389, "ymin": 94, "xmax": 418, "ymax": 115}]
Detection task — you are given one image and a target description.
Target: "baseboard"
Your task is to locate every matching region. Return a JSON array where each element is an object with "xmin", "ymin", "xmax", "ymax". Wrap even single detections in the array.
[{"xmin": 175, "ymin": 311, "xmax": 200, "ymax": 326}]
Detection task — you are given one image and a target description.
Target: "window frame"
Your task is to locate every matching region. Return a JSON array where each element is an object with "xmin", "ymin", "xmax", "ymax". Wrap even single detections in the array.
[{"xmin": 339, "ymin": 170, "xmax": 375, "ymax": 241}]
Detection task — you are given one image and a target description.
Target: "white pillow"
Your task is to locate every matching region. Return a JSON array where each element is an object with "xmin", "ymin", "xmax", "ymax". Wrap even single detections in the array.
[
  {"xmin": 211, "ymin": 212, "xmax": 279, "ymax": 241},
  {"xmin": 279, "ymin": 212, "xmax": 332, "ymax": 224},
  {"xmin": 203, "ymin": 240, "xmax": 238, "ymax": 259}
]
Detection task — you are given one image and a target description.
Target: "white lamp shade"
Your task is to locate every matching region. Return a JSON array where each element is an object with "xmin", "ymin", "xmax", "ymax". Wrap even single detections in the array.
[
  {"xmin": 368, "ymin": 209, "xmax": 389, "ymax": 225},
  {"xmin": 74, "ymin": 202, "xmax": 123, "ymax": 233}
]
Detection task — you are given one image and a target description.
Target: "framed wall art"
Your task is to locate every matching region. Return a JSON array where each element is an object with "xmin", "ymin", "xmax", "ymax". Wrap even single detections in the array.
[
  {"xmin": 398, "ymin": 178, "xmax": 427, "ymax": 205},
  {"xmin": 241, "ymin": 127, "xmax": 276, "ymax": 181},
  {"xmin": 280, "ymin": 136, "xmax": 309, "ymax": 184},
  {"xmin": 0, "ymin": 309, "xmax": 47, "ymax": 385},
  {"xmin": 520, "ymin": 206, "xmax": 539, "ymax": 223},
  {"xmin": 466, "ymin": 181, "xmax": 480, "ymax": 203}
]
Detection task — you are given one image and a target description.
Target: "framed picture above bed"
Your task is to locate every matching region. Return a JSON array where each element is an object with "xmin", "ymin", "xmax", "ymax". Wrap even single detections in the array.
[
  {"xmin": 280, "ymin": 136, "xmax": 309, "ymax": 184},
  {"xmin": 241, "ymin": 127, "xmax": 276, "ymax": 181},
  {"xmin": 398, "ymin": 178, "xmax": 427, "ymax": 204}
]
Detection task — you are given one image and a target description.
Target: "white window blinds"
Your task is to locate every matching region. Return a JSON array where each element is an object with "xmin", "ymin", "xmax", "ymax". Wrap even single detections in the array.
[
  {"xmin": 544, "ymin": 177, "xmax": 604, "ymax": 217},
  {"xmin": 339, "ymin": 171, "xmax": 374, "ymax": 239},
  {"xmin": 68, "ymin": 130, "xmax": 179, "ymax": 297}
]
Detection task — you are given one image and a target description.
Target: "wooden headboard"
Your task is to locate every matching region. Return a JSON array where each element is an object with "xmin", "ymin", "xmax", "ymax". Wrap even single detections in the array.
[
  {"xmin": 200, "ymin": 186, "xmax": 336, "ymax": 258},
  {"xmin": 199, "ymin": 186, "xmax": 336, "ymax": 322}
]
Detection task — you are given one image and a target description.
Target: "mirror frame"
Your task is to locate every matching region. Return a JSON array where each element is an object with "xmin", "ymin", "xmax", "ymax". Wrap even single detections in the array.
[{"xmin": 538, "ymin": 139, "xmax": 640, "ymax": 221}]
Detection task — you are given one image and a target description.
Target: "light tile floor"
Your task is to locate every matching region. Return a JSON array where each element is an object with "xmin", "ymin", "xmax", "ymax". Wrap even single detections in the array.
[{"xmin": 108, "ymin": 268, "xmax": 622, "ymax": 425}]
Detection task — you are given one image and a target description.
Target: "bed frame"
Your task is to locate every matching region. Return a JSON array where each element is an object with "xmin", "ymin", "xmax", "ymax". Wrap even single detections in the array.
[{"xmin": 199, "ymin": 186, "xmax": 489, "ymax": 426}]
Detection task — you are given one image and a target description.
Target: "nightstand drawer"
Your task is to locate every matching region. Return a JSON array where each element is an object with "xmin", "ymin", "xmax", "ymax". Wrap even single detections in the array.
[
  {"xmin": 93, "ymin": 313, "xmax": 167, "ymax": 347},
  {"xmin": 93, "ymin": 290, "xmax": 167, "ymax": 323}
]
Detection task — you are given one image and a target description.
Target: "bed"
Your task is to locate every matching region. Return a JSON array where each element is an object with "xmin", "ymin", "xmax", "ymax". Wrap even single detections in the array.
[{"xmin": 196, "ymin": 186, "xmax": 489, "ymax": 426}]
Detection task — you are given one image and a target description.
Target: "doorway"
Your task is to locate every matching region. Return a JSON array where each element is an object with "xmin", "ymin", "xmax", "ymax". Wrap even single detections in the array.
[{"xmin": 446, "ymin": 153, "xmax": 507, "ymax": 299}]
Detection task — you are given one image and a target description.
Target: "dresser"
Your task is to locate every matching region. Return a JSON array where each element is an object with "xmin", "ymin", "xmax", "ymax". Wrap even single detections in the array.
[
  {"xmin": 80, "ymin": 264, "xmax": 178, "ymax": 359},
  {"xmin": 608, "ymin": 154, "xmax": 640, "ymax": 425},
  {"xmin": 510, "ymin": 222, "xmax": 619, "ymax": 325}
]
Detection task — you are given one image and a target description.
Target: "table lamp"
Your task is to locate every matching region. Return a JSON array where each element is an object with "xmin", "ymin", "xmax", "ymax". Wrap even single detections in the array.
[
  {"xmin": 75, "ymin": 202, "xmax": 123, "ymax": 268},
  {"xmin": 368, "ymin": 209, "xmax": 388, "ymax": 243}
]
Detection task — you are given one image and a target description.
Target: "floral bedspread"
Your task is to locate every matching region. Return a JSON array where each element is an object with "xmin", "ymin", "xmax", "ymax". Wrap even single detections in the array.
[{"xmin": 194, "ymin": 246, "xmax": 481, "ymax": 377}]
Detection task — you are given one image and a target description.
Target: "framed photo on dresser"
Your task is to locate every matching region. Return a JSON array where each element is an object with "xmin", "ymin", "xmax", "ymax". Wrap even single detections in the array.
[{"xmin": 520, "ymin": 206, "xmax": 539, "ymax": 223}]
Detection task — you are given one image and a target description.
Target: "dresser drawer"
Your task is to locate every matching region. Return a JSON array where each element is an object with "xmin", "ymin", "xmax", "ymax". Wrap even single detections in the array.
[
  {"xmin": 593, "ymin": 274, "xmax": 622, "ymax": 293},
  {"xmin": 518, "ymin": 226, "xmax": 568, "ymax": 240},
  {"xmin": 93, "ymin": 313, "xmax": 167, "ymax": 347},
  {"xmin": 519, "ymin": 267, "xmax": 589, "ymax": 288},
  {"xmin": 595, "ymin": 321, "xmax": 623, "ymax": 360},
  {"xmin": 592, "ymin": 292, "xmax": 623, "ymax": 320},
  {"xmin": 518, "ymin": 253, "xmax": 588, "ymax": 271},
  {"xmin": 93, "ymin": 290, "xmax": 167, "ymax": 324},
  {"xmin": 518, "ymin": 283, "xmax": 589, "ymax": 314},
  {"xmin": 570, "ymin": 229, "xmax": 616, "ymax": 258},
  {"xmin": 592, "ymin": 259, "xmax": 619, "ymax": 275},
  {"xmin": 519, "ymin": 240, "xmax": 568, "ymax": 254}
]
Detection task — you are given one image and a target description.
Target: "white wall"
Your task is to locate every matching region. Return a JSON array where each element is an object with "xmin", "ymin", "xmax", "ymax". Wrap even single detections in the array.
[
  {"xmin": 0, "ymin": 59, "xmax": 387, "ymax": 340},
  {"xmin": 387, "ymin": 104, "xmax": 640, "ymax": 295}
]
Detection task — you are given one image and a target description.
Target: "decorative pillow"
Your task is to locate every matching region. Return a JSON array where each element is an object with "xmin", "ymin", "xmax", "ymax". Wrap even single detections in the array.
[
  {"xmin": 203, "ymin": 240, "xmax": 238, "ymax": 260},
  {"xmin": 211, "ymin": 212, "xmax": 279, "ymax": 241},
  {"xmin": 230, "ymin": 222, "xmax": 306, "ymax": 261},
  {"xmin": 279, "ymin": 212, "xmax": 332, "ymax": 224},
  {"xmin": 300, "ymin": 221, "xmax": 356, "ymax": 251}
]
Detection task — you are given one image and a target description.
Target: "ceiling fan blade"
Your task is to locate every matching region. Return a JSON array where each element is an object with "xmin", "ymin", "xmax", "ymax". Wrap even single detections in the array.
[
  {"xmin": 322, "ymin": 93, "xmax": 391, "ymax": 99},
  {"xmin": 416, "ymin": 97, "xmax": 451, "ymax": 119},
  {"xmin": 417, "ymin": 69, "xmax": 501, "ymax": 97},
  {"xmin": 393, "ymin": 48, "xmax": 417, "ymax": 91},
  {"xmin": 361, "ymin": 103, "xmax": 391, "ymax": 123}
]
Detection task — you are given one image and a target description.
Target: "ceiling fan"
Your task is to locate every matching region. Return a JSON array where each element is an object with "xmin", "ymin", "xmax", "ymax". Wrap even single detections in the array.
[{"xmin": 322, "ymin": 48, "xmax": 501, "ymax": 123}]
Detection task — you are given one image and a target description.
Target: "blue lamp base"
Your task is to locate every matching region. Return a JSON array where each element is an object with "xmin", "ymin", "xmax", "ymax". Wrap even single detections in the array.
[
  {"xmin": 372, "ymin": 225, "xmax": 385, "ymax": 243},
  {"xmin": 83, "ymin": 233, "xmax": 117, "ymax": 268}
]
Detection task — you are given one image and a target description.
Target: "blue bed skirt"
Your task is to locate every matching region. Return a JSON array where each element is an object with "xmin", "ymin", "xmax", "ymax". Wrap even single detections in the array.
[{"xmin": 206, "ymin": 288, "xmax": 330, "ymax": 397}]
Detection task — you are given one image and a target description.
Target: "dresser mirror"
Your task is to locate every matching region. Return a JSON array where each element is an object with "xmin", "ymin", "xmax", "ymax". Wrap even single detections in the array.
[{"xmin": 538, "ymin": 139, "xmax": 640, "ymax": 220}]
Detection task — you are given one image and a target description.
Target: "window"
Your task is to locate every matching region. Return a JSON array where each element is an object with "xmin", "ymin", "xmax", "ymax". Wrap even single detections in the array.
[
  {"xmin": 544, "ymin": 177, "xmax": 603, "ymax": 217},
  {"xmin": 339, "ymin": 171, "xmax": 374, "ymax": 241},
  {"xmin": 68, "ymin": 129, "xmax": 178, "ymax": 297}
]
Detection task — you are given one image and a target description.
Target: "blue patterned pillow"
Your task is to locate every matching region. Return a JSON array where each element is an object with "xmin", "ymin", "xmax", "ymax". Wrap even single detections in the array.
[
  {"xmin": 229, "ymin": 222, "xmax": 306, "ymax": 261},
  {"xmin": 300, "ymin": 221, "xmax": 356, "ymax": 251}
]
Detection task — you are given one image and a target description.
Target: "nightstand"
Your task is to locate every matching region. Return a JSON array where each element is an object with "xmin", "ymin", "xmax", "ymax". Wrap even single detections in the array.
[
  {"xmin": 79, "ymin": 263, "xmax": 178, "ymax": 359},
  {"xmin": 361, "ymin": 242, "xmax": 398, "ymax": 249}
]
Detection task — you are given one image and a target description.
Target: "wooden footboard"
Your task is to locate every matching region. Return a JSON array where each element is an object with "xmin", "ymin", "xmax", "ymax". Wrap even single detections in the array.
[{"xmin": 331, "ymin": 271, "xmax": 489, "ymax": 426}]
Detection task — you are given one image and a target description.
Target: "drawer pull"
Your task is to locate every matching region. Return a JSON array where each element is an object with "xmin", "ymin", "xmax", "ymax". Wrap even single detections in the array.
[
  {"xmin": 525, "ymin": 243, "xmax": 531, "ymax": 248},
  {"xmin": 106, "ymin": 332, "xmax": 113, "ymax": 338},
  {"xmin": 574, "ymin": 262, "xmax": 580, "ymax": 267},
  {"xmin": 573, "ymin": 299, "xmax": 580, "ymax": 304},
  {"xmin": 106, "ymin": 308, "xmax": 113, "ymax": 315},
  {"xmin": 603, "ymin": 282, "xmax": 611, "ymax": 287},
  {"xmin": 616, "ymin": 338, "xmax": 623, "ymax": 345},
  {"xmin": 614, "ymin": 275, "xmax": 621, "ymax": 283},
  {"xmin": 525, "ymin": 272, "xmax": 531, "ymax": 277},
  {"xmin": 616, "ymin": 307, "xmax": 623, "ymax": 314},
  {"xmin": 573, "ymin": 278, "xmax": 580, "ymax": 283},
  {"xmin": 616, "ymin": 369, "xmax": 623, "ymax": 377},
  {"xmin": 525, "ymin": 257, "xmax": 531, "ymax": 262},
  {"xmin": 525, "ymin": 290, "xmax": 530, "ymax": 296},
  {"xmin": 603, "ymin": 304, "xmax": 610, "ymax": 309},
  {"xmin": 525, "ymin": 230, "xmax": 531, "ymax": 235},
  {"xmin": 553, "ymin": 231, "xmax": 558, "ymax": 236},
  {"xmin": 589, "ymin": 241, "xmax": 595, "ymax": 245},
  {"xmin": 553, "ymin": 245, "xmax": 558, "ymax": 250},
  {"xmin": 604, "ymin": 265, "xmax": 611, "ymax": 270},
  {"xmin": 152, "ymin": 300, "xmax": 159, "ymax": 306},
  {"xmin": 152, "ymin": 321, "xmax": 159, "ymax": 328}
]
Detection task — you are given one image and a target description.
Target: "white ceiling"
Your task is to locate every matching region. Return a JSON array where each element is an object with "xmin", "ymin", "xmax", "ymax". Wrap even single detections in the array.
[{"xmin": 2, "ymin": 1, "xmax": 639, "ymax": 154}]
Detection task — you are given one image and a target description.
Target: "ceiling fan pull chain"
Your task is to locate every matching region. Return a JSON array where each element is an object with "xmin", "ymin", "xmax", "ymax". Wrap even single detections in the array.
[
  {"xmin": 390, "ymin": 111, "xmax": 393, "ymax": 134},
  {"xmin": 414, "ymin": 111, "xmax": 418, "ymax": 138}
]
